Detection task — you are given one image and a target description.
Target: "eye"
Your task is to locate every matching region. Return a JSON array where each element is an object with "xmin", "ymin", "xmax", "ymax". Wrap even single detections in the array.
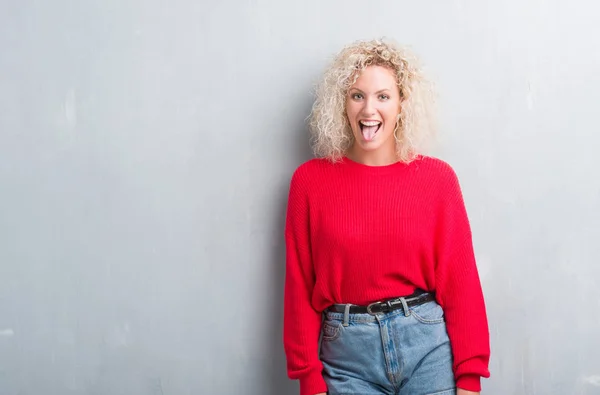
[
  {"xmin": 351, "ymin": 93, "xmax": 363, "ymax": 100},
  {"xmin": 379, "ymin": 94, "xmax": 390, "ymax": 100}
]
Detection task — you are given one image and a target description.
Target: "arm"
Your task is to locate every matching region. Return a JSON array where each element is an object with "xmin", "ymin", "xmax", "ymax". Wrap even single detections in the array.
[
  {"xmin": 433, "ymin": 164, "xmax": 491, "ymax": 392},
  {"xmin": 283, "ymin": 168, "xmax": 328, "ymax": 395}
]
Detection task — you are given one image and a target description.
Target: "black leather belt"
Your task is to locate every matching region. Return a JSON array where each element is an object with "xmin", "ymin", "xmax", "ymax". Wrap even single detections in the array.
[{"xmin": 326, "ymin": 289, "xmax": 435, "ymax": 315}]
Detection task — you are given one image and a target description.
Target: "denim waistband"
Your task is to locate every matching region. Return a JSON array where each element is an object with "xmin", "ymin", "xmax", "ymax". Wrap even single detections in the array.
[{"xmin": 323, "ymin": 298, "xmax": 438, "ymax": 324}]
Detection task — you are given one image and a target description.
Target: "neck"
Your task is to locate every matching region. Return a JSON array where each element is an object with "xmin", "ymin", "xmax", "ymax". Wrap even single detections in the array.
[{"xmin": 347, "ymin": 146, "xmax": 398, "ymax": 166}]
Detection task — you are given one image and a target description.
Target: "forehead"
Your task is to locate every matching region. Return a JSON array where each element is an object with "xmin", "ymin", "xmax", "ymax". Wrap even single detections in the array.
[{"xmin": 350, "ymin": 65, "xmax": 398, "ymax": 91}]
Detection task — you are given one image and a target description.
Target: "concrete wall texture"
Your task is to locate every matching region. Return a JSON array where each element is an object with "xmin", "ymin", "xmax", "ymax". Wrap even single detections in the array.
[{"xmin": 1, "ymin": 1, "xmax": 599, "ymax": 394}]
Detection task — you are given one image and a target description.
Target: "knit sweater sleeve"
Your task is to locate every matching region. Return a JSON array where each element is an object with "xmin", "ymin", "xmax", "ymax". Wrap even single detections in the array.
[
  {"xmin": 433, "ymin": 163, "xmax": 491, "ymax": 392},
  {"xmin": 283, "ymin": 166, "xmax": 327, "ymax": 395}
]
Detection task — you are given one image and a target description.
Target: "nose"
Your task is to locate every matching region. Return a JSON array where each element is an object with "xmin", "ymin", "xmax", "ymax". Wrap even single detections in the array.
[{"xmin": 361, "ymin": 97, "xmax": 376, "ymax": 116}]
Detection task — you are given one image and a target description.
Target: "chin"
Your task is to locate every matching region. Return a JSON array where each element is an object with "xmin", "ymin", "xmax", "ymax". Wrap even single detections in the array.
[{"xmin": 358, "ymin": 142, "xmax": 383, "ymax": 151}]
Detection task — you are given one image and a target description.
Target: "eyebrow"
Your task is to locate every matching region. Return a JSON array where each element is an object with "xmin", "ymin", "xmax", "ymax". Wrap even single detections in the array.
[{"xmin": 348, "ymin": 88, "xmax": 393, "ymax": 94}]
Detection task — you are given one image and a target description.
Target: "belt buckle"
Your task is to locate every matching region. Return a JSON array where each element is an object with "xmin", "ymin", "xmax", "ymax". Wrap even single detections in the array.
[{"xmin": 366, "ymin": 301, "xmax": 383, "ymax": 315}]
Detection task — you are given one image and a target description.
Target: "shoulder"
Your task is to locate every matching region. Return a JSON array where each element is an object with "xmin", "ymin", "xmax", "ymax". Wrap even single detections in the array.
[
  {"xmin": 290, "ymin": 157, "xmax": 335, "ymax": 182},
  {"xmin": 413, "ymin": 156, "xmax": 465, "ymax": 200},
  {"xmin": 287, "ymin": 157, "xmax": 333, "ymax": 196},
  {"xmin": 294, "ymin": 157, "xmax": 335, "ymax": 173},
  {"xmin": 414, "ymin": 155, "xmax": 460, "ymax": 183}
]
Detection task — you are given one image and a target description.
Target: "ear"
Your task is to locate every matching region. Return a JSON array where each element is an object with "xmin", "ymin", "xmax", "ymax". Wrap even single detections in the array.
[{"xmin": 398, "ymin": 86, "xmax": 405, "ymax": 102}]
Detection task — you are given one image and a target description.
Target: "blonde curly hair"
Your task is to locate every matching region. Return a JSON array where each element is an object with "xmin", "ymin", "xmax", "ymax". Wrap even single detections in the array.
[{"xmin": 309, "ymin": 38, "xmax": 436, "ymax": 163}]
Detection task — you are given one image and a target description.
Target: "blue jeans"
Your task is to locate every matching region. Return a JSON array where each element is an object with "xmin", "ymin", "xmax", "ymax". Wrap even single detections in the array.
[{"xmin": 319, "ymin": 299, "xmax": 456, "ymax": 395}]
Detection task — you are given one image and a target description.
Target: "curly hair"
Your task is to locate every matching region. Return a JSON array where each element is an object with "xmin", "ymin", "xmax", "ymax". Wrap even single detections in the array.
[{"xmin": 308, "ymin": 38, "xmax": 437, "ymax": 163}]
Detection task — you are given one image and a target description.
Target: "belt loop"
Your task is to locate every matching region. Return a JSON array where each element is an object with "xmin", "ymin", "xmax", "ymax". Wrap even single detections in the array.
[
  {"xmin": 400, "ymin": 297, "xmax": 410, "ymax": 317},
  {"xmin": 343, "ymin": 304, "xmax": 351, "ymax": 327}
]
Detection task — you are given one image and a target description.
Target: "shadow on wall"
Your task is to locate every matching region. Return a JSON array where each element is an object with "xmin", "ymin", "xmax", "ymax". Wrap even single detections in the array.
[{"xmin": 265, "ymin": 97, "xmax": 314, "ymax": 395}]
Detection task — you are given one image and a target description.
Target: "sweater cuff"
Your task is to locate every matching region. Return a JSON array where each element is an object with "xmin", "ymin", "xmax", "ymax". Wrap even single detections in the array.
[
  {"xmin": 456, "ymin": 374, "xmax": 481, "ymax": 392},
  {"xmin": 299, "ymin": 370, "xmax": 327, "ymax": 395}
]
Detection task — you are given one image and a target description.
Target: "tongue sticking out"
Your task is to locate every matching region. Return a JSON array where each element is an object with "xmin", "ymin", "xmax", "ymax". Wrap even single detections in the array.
[{"xmin": 361, "ymin": 124, "xmax": 379, "ymax": 141}]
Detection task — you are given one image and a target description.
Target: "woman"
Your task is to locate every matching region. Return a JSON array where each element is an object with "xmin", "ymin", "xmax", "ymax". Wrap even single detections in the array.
[{"xmin": 283, "ymin": 38, "xmax": 490, "ymax": 395}]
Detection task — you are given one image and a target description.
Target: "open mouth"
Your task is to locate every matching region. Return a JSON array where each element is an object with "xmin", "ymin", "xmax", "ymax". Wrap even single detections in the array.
[{"xmin": 359, "ymin": 120, "xmax": 382, "ymax": 142}]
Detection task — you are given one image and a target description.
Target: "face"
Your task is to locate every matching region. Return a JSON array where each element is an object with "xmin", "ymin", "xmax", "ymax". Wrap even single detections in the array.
[{"xmin": 345, "ymin": 65, "xmax": 402, "ymax": 160}]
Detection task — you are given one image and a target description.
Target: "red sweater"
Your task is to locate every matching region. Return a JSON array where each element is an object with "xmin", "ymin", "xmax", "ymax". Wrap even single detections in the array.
[{"xmin": 283, "ymin": 155, "xmax": 490, "ymax": 395}]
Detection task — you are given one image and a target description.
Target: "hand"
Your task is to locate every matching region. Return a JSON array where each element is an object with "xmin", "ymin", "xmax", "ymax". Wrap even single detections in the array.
[
  {"xmin": 313, "ymin": 393, "xmax": 327, "ymax": 395},
  {"xmin": 457, "ymin": 389, "xmax": 480, "ymax": 395}
]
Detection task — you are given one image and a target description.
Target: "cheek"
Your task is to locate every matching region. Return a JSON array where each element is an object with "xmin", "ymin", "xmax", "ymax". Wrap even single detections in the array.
[
  {"xmin": 345, "ymin": 105, "xmax": 359, "ymax": 123},
  {"xmin": 383, "ymin": 104, "xmax": 400, "ymax": 124}
]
